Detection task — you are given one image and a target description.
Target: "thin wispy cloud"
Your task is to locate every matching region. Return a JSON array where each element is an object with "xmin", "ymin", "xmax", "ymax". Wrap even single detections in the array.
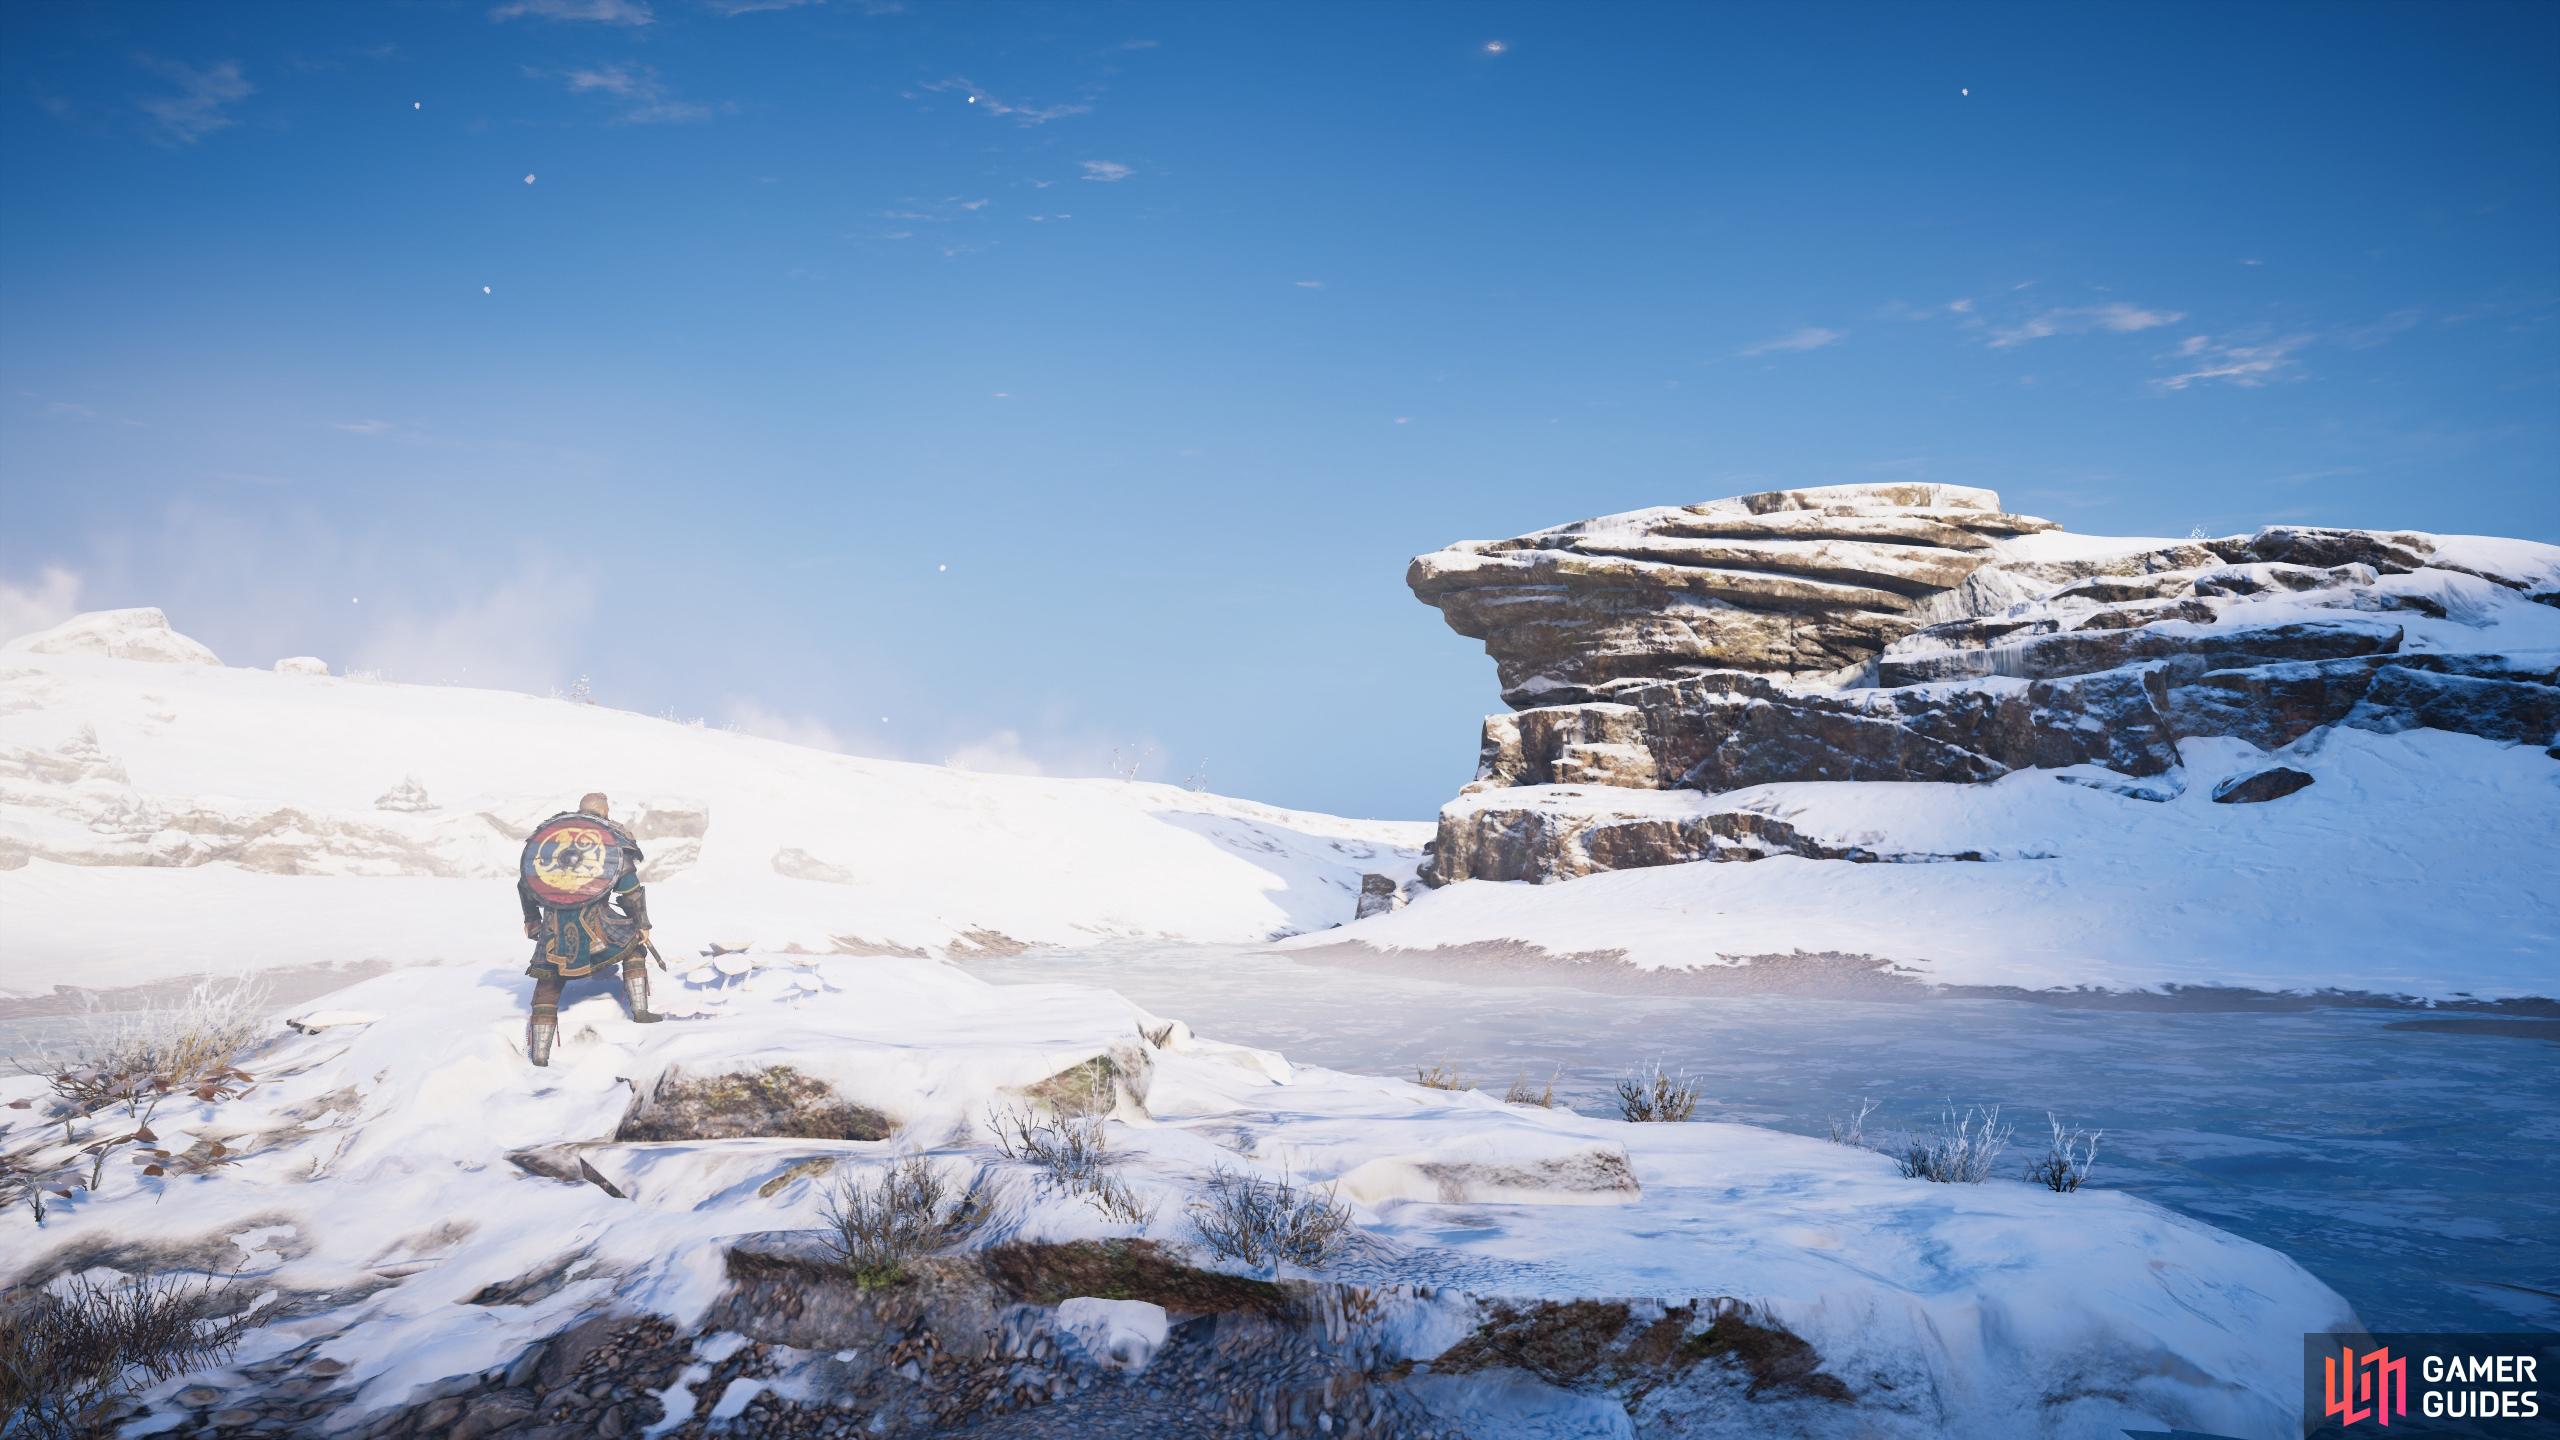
[
  {"xmin": 1294, "ymin": 280, "xmax": 1325, "ymax": 289},
  {"xmin": 880, "ymin": 196, "xmax": 992, "ymax": 224},
  {"xmin": 1738, "ymin": 326, "xmax": 1843, "ymax": 357},
  {"xmin": 1080, "ymin": 160, "xmax": 1133, "ymax": 183},
  {"xmin": 1989, "ymin": 302, "xmax": 2184, "ymax": 348},
  {"xmin": 491, "ymin": 0, "xmax": 653, "ymax": 23},
  {"xmin": 22, "ymin": 389, "xmax": 145, "ymax": 427},
  {"xmin": 329, "ymin": 418, "xmax": 431, "ymax": 443},
  {"xmin": 1879, "ymin": 298, "xmax": 1972, "ymax": 322},
  {"xmin": 550, "ymin": 62, "xmax": 716, "ymax": 123},
  {"xmin": 2334, "ymin": 308, "xmax": 2423, "ymax": 351},
  {"xmin": 709, "ymin": 0, "xmax": 905, "ymax": 13},
  {"xmin": 133, "ymin": 58, "xmax": 254, "ymax": 146},
  {"xmin": 2155, "ymin": 333, "xmax": 2309, "ymax": 391},
  {"xmin": 920, "ymin": 77, "xmax": 1090, "ymax": 126}
]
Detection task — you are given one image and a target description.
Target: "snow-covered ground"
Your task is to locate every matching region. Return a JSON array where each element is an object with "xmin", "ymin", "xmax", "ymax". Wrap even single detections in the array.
[
  {"xmin": 0, "ymin": 610, "xmax": 1426, "ymax": 1000},
  {"xmin": 16, "ymin": 600, "xmax": 2551, "ymax": 1436},
  {"xmin": 1334, "ymin": 726, "xmax": 2560, "ymax": 999},
  {"xmin": 0, "ymin": 954, "xmax": 2356, "ymax": 1439}
]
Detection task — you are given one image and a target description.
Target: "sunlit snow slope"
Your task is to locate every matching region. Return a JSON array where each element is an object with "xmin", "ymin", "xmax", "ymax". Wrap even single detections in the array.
[{"xmin": 0, "ymin": 609, "xmax": 1427, "ymax": 999}]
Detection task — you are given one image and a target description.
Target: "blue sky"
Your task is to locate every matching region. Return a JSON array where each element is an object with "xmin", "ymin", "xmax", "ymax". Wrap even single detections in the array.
[{"xmin": 3, "ymin": 1, "xmax": 2555, "ymax": 819}]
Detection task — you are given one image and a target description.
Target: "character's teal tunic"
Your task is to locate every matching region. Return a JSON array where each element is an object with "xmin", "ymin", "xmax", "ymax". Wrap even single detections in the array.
[{"xmin": 518, "ymin": 829, "xmax": 650, "ymax": 980}]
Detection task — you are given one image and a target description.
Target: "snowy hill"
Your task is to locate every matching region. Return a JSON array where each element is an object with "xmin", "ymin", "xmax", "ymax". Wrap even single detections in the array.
[{"xmin": 0, "ymin": 609, "xmax": 1426, "ymax": 1000}]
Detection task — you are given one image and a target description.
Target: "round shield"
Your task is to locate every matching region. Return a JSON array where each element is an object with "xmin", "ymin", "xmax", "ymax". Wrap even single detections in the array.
[{"xmin": 521, "ymin": 814, "xmax": 629, "ymax": 907}]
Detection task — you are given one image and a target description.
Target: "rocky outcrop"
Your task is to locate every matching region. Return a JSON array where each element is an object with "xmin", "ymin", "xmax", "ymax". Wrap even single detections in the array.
[
  {"xmin": 1408, "ymin": 487, "xmax": 2560, "ymax": 887},
  {"xmin": 3, "ymin": 608, "xmax": 221, "ymax": 665},
  {"xmin": 1354, "ymin": 873, "xmax": 1407, "ymax": 919},
  {"xmin": 1409, "ymin": 483, "xmax": 2057, "ymax": 706}
]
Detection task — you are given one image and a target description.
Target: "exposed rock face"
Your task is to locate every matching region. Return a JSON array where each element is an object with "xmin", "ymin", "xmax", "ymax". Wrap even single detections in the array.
[
  {"xmin": 617, "ymin": 1064, "xmax": 894, "ymax": 1143},
  {"xmin": 1409, "ymin": 487, "xmax": 2560, "ymax": 887},
  {"xmin": 3, "ymin": 608, "xmax": 221, "ymax": 665},
  {"xmin": 2212, "ymin": 767, "xmax": 2315, "ymax": 805},
  {"xmin": 1431, "ymin": 785, "xmax": 1998, "ymax": 884},
  {"xmin": 1354, "ymin": 872, "xmax": 1407, "ymax": 919},
  {"xmin": 1409, "ymin": 483, "xmax": 2058, "ymax": 706}
]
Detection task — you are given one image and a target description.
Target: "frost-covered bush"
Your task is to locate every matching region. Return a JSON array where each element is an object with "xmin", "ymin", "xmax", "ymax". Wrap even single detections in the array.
[
  {"xmin": 985, "ymin": 1103, "xmax": 1154, "ymax": 1225},
  {"xmin": 1502, "ymin": 1071, "xmax": 1557, "ymax": 1108},
  {"xmin": 26, "ymin": 978, "xmax": 271, "ymax": 1117},
  {"xmin": 1187, "ymin": 1165, "xmax": 1352, "ymax": 1274},
  {"xmin": 1827, "ymin": 1096, "xmax": 1880, "ymax": 1148},
  {"xmin": 818, "ymin": 1157, "xmax": 988, "ymax": 1288},
  {"xmin": 1614, "ymin": 1063, "xmax": 1699, "ymax": 1123},
  {"xmin": 1413, "ymin": 1063, "xmax": 1471, "ymax": 1092},
  {"xmin": 2022, "ymin": 1112, "xmax": 2102, "ymax": 1193},
  {"xmin": 0, "ymin": 1273, "xmax": 249, "ymax": 1440},
  {"xmin": 1889, "ymin": 1105, "xmax": 2014, "ymax": 1184}
]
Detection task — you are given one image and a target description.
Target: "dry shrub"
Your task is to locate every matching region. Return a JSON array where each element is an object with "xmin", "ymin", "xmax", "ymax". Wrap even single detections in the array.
[
  {"xmin": 1502, "ymin": 1071, "xmax": 1558, "ymax": 1108},
  {"xmin": 818, "ymin": 1157, "xmax": 990, "ymax": 1288},
  {"xmin": 1412, "ymin": 1063, "xmax": 1471, "ymax": 1092},
  {"xmin": 1826, "ymin": 1096, "xmax": 1880, "ymax": 1148},
  {"xmin": 985, "ymin": 1103, "xmax": 1155, "ymax": 1225},
  {"xmin": 2021, "ymin": 1112, "xmax": 2102, "ymax": 1193},
  {"xmin": 25, "ymin": 978, "xmax": 272, "ymax": 1118},
  {"xmin": 0, "ymin": 1272, "xmax": 250, "ymax": 1440},
  {"xmin": 1187, "ymin": 1165, "xmax": 1352, "ymax": 1275},
  {"xmin": 1614, "ymin": 1063, "xmax": 1699, "ymax": 1123},
  {"xmin": 1888, "ymin": 1105, "xmax": 2014, "ymax": 1184}
]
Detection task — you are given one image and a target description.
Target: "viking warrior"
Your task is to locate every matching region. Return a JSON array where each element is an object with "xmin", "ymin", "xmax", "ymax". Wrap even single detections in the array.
[{"xmin": 517, "ymin": 792, "xmax": 660, "ymax": 1066}]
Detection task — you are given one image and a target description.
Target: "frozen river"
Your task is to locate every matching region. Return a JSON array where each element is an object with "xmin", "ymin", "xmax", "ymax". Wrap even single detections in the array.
[{"xmin": 967, "ymin": 941, "xmax": 2560, "ymax": 1336}]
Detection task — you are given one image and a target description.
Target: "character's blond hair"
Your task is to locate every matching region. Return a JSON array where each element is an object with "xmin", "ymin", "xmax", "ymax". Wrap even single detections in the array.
[{"xmin": 578, "ymin": 792, "xmax": 610, "ymax": 817}]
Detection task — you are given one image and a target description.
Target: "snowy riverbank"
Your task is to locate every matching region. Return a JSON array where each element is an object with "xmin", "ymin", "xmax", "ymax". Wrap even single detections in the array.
[{"xmin": 0, "ymin": 955, "xmax": 2354, "ymax": 1438}]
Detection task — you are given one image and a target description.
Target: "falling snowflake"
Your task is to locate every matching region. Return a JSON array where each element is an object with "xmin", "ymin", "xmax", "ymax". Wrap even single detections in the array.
[
  {"xmin": 937, "ymin": 564, "xmax": 948, "ymax": 573},
  {"xmin": 412, "ymin": 102, "xmax": 421, "ymax": 110},
  {"xmin": 482, "ymin": 286, "xmax": 491, "ymax": 294},
  {"xmin": 523, "ymin": 174, "xmax": 537, "ymax": 185},
  {"xmin": 1484, "ymin": 40, "xmax": 1506, "ymax": 54},
  {"xmin": 1961, "ymin": 88, "xmax": 1970, "ymax": 96}
]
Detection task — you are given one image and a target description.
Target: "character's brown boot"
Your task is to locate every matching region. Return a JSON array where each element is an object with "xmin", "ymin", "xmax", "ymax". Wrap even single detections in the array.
[
  {"xmin": 528, "ymin": 1004, "xmax": 559, "ymax": 1066},
  {"xmin": 622, "ymin": 958, "xmax": 663, "ymax": 1024}
]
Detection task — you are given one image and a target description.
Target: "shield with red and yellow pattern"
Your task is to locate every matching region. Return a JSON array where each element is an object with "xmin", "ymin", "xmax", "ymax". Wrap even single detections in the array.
[{"xmin": 520, "ymin": 814, "xmax": 629, "ymax": 907}]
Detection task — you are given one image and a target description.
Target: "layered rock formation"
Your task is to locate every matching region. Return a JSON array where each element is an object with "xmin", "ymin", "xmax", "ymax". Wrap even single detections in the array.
[
  {"xmin": 1411, "ymin": 484, "xmax": 2560, "ymax": 884},
  {"xmin": 1407, "ymin": 483, "xmax": 2058, "ymax": 705}
]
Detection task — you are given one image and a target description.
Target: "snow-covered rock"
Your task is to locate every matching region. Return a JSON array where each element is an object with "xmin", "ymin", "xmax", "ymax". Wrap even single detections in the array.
[
  {"xmin": 273, "ymin": 656, "xmax": 330, "ymax": 676},
  {"xmin": 1401, "ymin": 489, "xmax": 2560, "ymax": 998},
  {"xmin": 1329, "ymin": 727, "xmax": 2559, "ymax": 998},
  {"xmin": 2, "ymin": 607, "xmax": 221, "ymax": 665},
  {"xmin": 1055, "ymin": 1296, "xmax": 1171, "ymax": 1371}
]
